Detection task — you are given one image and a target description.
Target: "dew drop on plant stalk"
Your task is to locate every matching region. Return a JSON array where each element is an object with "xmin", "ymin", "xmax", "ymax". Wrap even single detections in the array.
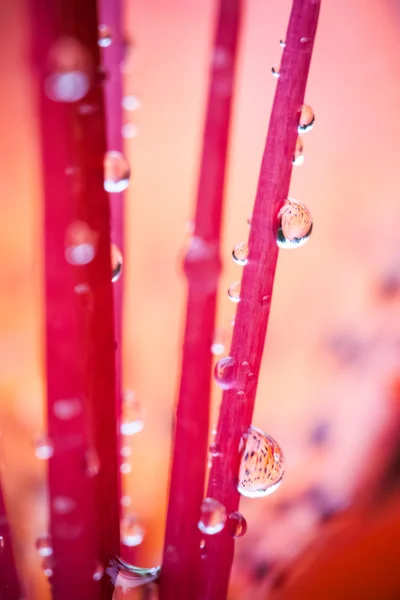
[
  {"xmin": 227, "ymin": 512, "xmax": 247, "ymax": 538},
  {"xmin": 111, "ymin": 244, "xmax": 123, "ymax": 282},
  {"xmin": 104, "ymin": 151, "xmax": 131, "ymax": 193},
  {"xmin": 280, "ymin": 39, "xmax": 286, "ymax": 47},
  {"xmin": 209, "ymin": 442, "xmax": 221, "ymax": 457},
  {"xmin": 120, "ymin": 462, "xmax": 132, "ymax": 475},
  {"xmin": 293, "ymin": 137, "xmax": 304, "ymax": 166},
  {"xmin": 232, "ymin": 242, "xmax": 249, "ymax": 266},
  {"xmin": 36, "ymin": 534, "xmax": 53, "ymax": 557},
  {"xmin": 121, "ymin": 390, "xmax": 144, "ymax": 435},
  {"xmin": 271, "ymin": 67, "xmax": 280, "ymax": 78},
  {"xmin": 98, "ymin": 25, "xmax": 112, "ymax": 48},
  {"xmin": 42, "ymin": 557, "xmax": 54, "ymax": 578},
  {"xmin": 123, "ymin": 95, "xmax": 141, "ymax": 111},
  {"xmin": 35, "ymin": 435, "xmax": 54, "ymax": 460},
  {"xmin": 85, "ymin": 448, "xmax": 100, "ymax": 477},
  {"xmin": 211, "ymin": 329, "xmax": 226, "ymax": 355},
  {"xmin": 228, "ymin": 281, "xmax": 241, "ymax": 303},
  {"xmin": 276, "ymin": 199, "xmax": 313, "ymax": 249},
  {"xmin": 65, "ymin": 221, "xmax": 97, "ymax": 266},
  {"xmin": 45, "ymin": 37, "xmax": 91, "ymax": 103},
  {"xmin": 53, "ymin": 397, "xmax": 82, "ymax": 420},
  {"xmin": 93, "ymin": 562, "xmax": 104, "ymax": 581},
  {"xmin": 198, "ymin": 498, "xmax": 227, "ymax": 535},
  {"xmin": 298, "ymin": 104, "xmax": 315, "ymax": 134},
  {"xmin": 238, "ymin": 426, "xmax": 285, "ymax": 498},
  {"xmin": 0, "ymin": 536, "xmax": 4, "ymax": 552},
  {"xmin": 121, "ymin": 515, "xmax": 145, "ymax": 547},
  {"xmin": 214, "ymin": 356, "xmax": 237, "ymax": 390}
]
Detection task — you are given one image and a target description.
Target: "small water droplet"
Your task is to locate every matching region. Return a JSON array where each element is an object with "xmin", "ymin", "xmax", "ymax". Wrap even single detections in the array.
[
  {"xmin": 42, "ymin": 557, "xmax": 54, "ymax": 578},
  {"xmin": 211, "ymin": 329, "xmax": 226, "ymax": 355},
  {"xmin": 198, "ymin": 498, "xmax": 227, "ymax": 535},
  {"xmin": 104, "ymin": 151, "xmax": 131, "ymax": 193},
  {"xmin": 122, "ymin": 95, "xmax": 141, "ymax": 111},
  {"xmin": 52, "ymin": 496, "xmax": 76, "ymax": 514},
  {"xmin": 209, "ymin": 442, "xmax": 221, "ymax": 457},
  {"xmin": 36, "ymin": 534, "xmax": 53, "ymax": 557},
  {"xmin": 45, "ymin": 37, "xmax": 91, "ymax": 103},
  {"xmin": 85, "ymin": 448, "xmax": 100, "ymax": 477},
  {"xmin": 121, "ymin": 495, "xmax": 131, "ymax": 507},
  {"xmin": 121, "ymin": 391, "xmax": 144, "ymax": 436},
  {"xmin": 120, "ymin": 462, "xmax": 132, "ymax": 475},
  {"xmin": 280, "ymin": 39, "xmax": 286, "ymax": 47},
  {"xmin": 271, "ymin": 67, "xmax": 280, "ymax": 78},
  {"xmin": 232, "ymin": 242, "xmax": 249, "ymax": 266},
  {"xmin": 261, "ymin": 295, "xmax": 270, "ymax": 306},
  {"xmin": 98, "ymin": 25, "xmax": 112, "ymax": 48},
  {"xmin": 35, "ymin": 436, "xmax": 54, "ymax": 460},
  {"xmin": 65, "ymin": 221, "xmax": 97, "ymax": 265},
  {"xmin": 121, "ymin": 446, "xmax": 132, "ymax": 457},
  {"xmin": 93, "ymin": 561, "xmax": 104, "ymax": 581},
  {"xmin": 111, "ymin": 244, "xmax": 123, "ymax": 282},
  {"xmin": 292, "ymin": 137, "xmax": 304, "ymax": 166},
  {"xmin": 241, "ymin": 361, "xmax": 252, "ymax": 374},
  {"xmin": 227, "ymin": 511, "xmax": 247, "ymax": 538},
  {"xmin": 298, "ymin": 104, "xmax": 315, "ymax": 134},
  {"xmin": 74, "ymin": 283, "xmax": 90, "ymax": 295},
  {"xmin": 237, "ymin": 390, "xmax": 246, "ymax": 400},
  {"xmin": 214, "ymin": 356, "xmax": 237, "ymax": 390},
  {"xmin": 276, "ymin": 198, "xmax": 313, "ymax": 249},
  {"xmin": 228, "ymin": 282, "xmax": 241, "ymax": 303},
  {"xmin": 121, "ymin": 515, "xmax": 144, "ymax": 547},
  {"xmin": 53, "ymin": 398, "xmax": 82, "ymax": 420},
  {"xmin": 122, "ymin": 123, "xmax": 139, "ymax": 138},
  {"xmin": 238, "ymin": 426, "xmax": 285, "ymax": 498},
  {"xmin": 0, "ymin": 536, "xmax": 4, "ymax": 552},
  {"xmin": 300, "ymin": 37, "xmax": 310, "ymax": 43}
]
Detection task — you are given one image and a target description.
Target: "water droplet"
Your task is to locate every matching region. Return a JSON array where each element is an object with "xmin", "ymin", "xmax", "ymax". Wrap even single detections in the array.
[
  {"xmin": 35, "ymin": 436, "xmax": 54, "ymax": 460},
  {"xmin": 198, "ymin": 498, "xmax": 227, "ymax": 535},
  {"xmin": 214, "ymin": 356, "xmax": 237, "ymax": 390},
  {"xmin": 121, "ymin": 515, "xmax": 145, "ymax": 547},
  {"xmin": 98, "ymin": 25, "xmax": 112, "ymax": 48},
  {"xmin": 121, "ymin": 446, "xmax": 132, "ymax": 458},
  {"xmin": 209, "ymin": 443, "xmax": 221, "ymax": 457},
  {"xmin": 292, "ymin": 137, "xmax": 304, "ymax": 166},
  {"xmin": 45, "ymin": 37, "xmax": 91, "ymax": 103},
  {"xmin": 121, "ymin": 391, "xmax": 144, "ymax": 436},
  {"xmin": 237, "ymin": 390, "xmax": 246, "ymax": 400},
  {"xmin": 104, "ymin": 151, "xmax": 131, "ymax": 193},
  {"xmin": 271, "ymin": 67, "xmax": 280, "ymax": 78},
  {"xmin": 85, "ymin": 448, "xmax": 100, "ymax": 477},
  {"xmin": 36, "ymin": 535, "xmax": 53, "ymax": 557},
  {"xmin": 300, "ymin": 37, "xmax": 310, "ymax": 43},
  {"xmin": 276, "ymin": 199, "xmax": 313, "ymax": 249},
  {"xmin": 106, "ymin": 556, "xmax": 160, "ymax": 590},
  {"xmin": 121, "ymin": 495, "xmax": 131, "ymax": 507},
  {"xmin": 122, "ymin": 95, "xmax": 141, "ymax": 111},
  {"xmin": 65, "ymin": 221, "xmax": 97, "ymax": 265},
  {"xmin": 0, "ymin": 536, "xmax": 4, "ymax": 552},
  {"xmin": 241, "ymin": 361, "xmax": 252, "ymax": 374},
  {"xmin": 93, "ymin": 561, "xmax": 104, "ymax": 581},
  {"xmin": 238, "ymin": 426, "xmax": 285, "ymax": 498},
  {"xmin": 111, "ymin": 244, "xmax": 123, "ymax": 282},
  {"xmin": 227, "ymin": 511, "xmax": 247, "ymax": 538},
  {"xmin": 261, "ymin": 295, "xmax": 270, "ymax": 306},
  {"xmin": 232, "ymin": 242, "xmax": 249, "ymax": 266},
  {"xmin": 42, "ymin": 557, "xmax": 54, "ymax": 578},
  {"xmin": 228, "ymin": 282, "xmax": 241, "ymax": 303},
  {"xmin": 122, "ymin": 123, "xmax": 139, "ymax": 138},
  {"xmin": 280, "ymin": 40, "xmax": 286, "ymax": 47},
  {"xmin": 120, "ymin": 462, "xmax": 132, "ymax": 475},
  {"xmin": 52, "ymin": 496, "xmax": 76, "ymax": 514},
  {"xmin": 298, "ymin": 104, "xmax": 315, "ymax": 134},
  {"xmin": 53, "ymin": 398, "xmax": 82, "ymax": 420},
  {"xmin": 211, "ymin": 329, "xmax": 226, "ymax": 355},
  {"xmin": 74, "ymin": 283, "xmax": 90, "ymax": 295}
]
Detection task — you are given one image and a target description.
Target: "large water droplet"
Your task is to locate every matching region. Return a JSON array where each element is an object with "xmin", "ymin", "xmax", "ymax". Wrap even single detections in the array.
[
  {"xmin": 45, "ymin": 37, "xmax": 91, "ymax": 102},
  {"xmin": 271, "ymin": 67, "xmax": 280, "ymax": 78},
  {"xmin": 36, "ymin": 534, "xmax": 53, "ymax": 557},
  {"xmin": 122, "ymin": 95, "xmax": 141, "ymax": 111},
  {"xmin": 98, "ymin": 25, "xmax": 112, "ymax": 48},
  {"xmin": 93, "ymin": 561, "xmax": 104, "ymax": 581},
  {"xmin": 228, "ymin": 282, "xmax": 241, "ymax": 303},
  {"xmin": 104, "ymin": 151, "xmax": 131, "ymax": 193},
  {"xmin": 53, "ymin": 397, "xmax": 82, "ymax": 420},
  {"xmin": 106, "ymin": 557, "xmax": 160, "ymax": 591},
  {"xmin": 227, "ymin": 511, "xmax": 247, "ymax": 538},
  {"xmin": 214, "ymin": 356, "xmax": 237, "ymax": 390},
  {"xmin": 211, "ymin": 329, "xmax": 226, "ymax": 355},
  {"xmin": 298, "ymin": 104, "xmax": 315, "ymax": 134},
  {"xmin": 65, "ymin": 221, "xmax": 97, "ymax": 265},
  {"xmin": 276, "ymin": 199, "xmax": 313, "ymax": 249},
  {"xmin": 232, "ymin": 242, "xmax": 249, "ymax": 266},
  {"xmin": 238, "ymin": 426, "xmax": 284, "ymax": 498},
  {"xmin": 121, "ymin": 391, "xmax": 144, "ymax": 436},
  {"xmin": 111, "ymin": 244, "xmax": 123, "ymax": 282},
  {"xmin": 292, "ymin": 137, "xmax": 304, "ymax": 166},
  {"xmin": 35, "ymin": 436, "xmax": 54, "ymax": 460},
  {"xmin": 121, "ymin": 515, "xmax": 145, "ymax": 547},
  {"xmin": 198, "ymin": 498, "xmax": 226, "ymax": 535}
]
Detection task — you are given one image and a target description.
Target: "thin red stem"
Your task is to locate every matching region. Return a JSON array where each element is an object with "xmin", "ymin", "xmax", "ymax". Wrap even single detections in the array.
[
  {"xmin": 0, "ymin": 480, "xmax": 23, "ymax": 599},
  {"xmin": 159, "ymin": 2, "xmax": 241, "ymax": 599},
  {"xmin": 29, "ymin": 2, "xmax": 120, "ymax": 598},
  {"xmin": 199, "ymin": 1, "xmax": 321, "ymax": 598}
]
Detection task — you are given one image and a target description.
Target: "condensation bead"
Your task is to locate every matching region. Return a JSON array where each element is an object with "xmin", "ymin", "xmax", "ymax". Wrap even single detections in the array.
[
  {"xmin": 121, "ymin": 515, "xmax": 144, "ymax": 547},
  {"xmin": 228, "ymin": 282, "xmax": 241, "ymax": 303},
  {"xmin": 93, "ymin": 562, "xmax": 104, "ymax": 581},
  {"xmin": 53, "ymin": 398, "xmax": 82, "ymax": 420},
  {"xmin": 276, "ymin": 199, "xmax": 313, "ymax": 249},
  {"xmin": 0, "ymin": 536, "xmax": 4, "ymax": 552},
  {"xmin": 198, "ymin": 498, "xmax": 226, "ymax": 535},
  {"xmin": 98, "ymin": 25, "xmax": 112, "ymax": 48},
  {"xmin": 298, "ymin": 104, "xmax": 315, "ymax": 134},
  {"xmin": 292, "ymin": 137, "xmax": 304, "ymax": 166},
  {"xmin": 121, "ymin": 391, "xmax": 144, "ymax": 436},
  {"xmin": 104, "ymin": 151, "xmax": 131, "ymax": 193},
  {"xmin": 227, "ymin": 511, "xmax": 247, "ymax": 538},
  {"xmin": 65, "ymin": 221, "xmax": 97, "ymax": 265},
  {"xmin": 35, "ymin": 436, "xmax": 54, "ymax": 460},
  {"xmin": 238, "ymin": 426, "xmax": 284, "ymax": 498},
  {"xmin": 271, "ymin": 67, "xmax": 280, "ymax": 78},
  {"xmin": 122, "ymin": 95, "xmax": 141, "ymax": 111},
  {"xmin": 232, "ymin": 242, "xmax": 249, "ymax": 266},
  {"xmin": 111, "ymin": 244, "xmax": 123, "ymax": 282},
  {"xmin": 45, "ymin": 37, "xmax": 91, "ymax": 103},
  {"xmin": 36, "ymin": 534, "xmax": 53, "ymax": 557},
  {"xmin": 211, "ymin": 329, "xmax": 226, "ymax": 355},
  {"xmin": 214, "ymin": 356, "xmax": 237, "ymax": 390},
  {"xmin": 42, "ymin": 557, "xmax": 54, "ymax": 578}
]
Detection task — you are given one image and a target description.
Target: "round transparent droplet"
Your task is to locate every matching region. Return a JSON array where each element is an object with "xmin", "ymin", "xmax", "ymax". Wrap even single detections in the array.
[
  {"xmin": 121, "ymin": 391, "xmax": 144, "ymax": 436},
  {"xmin": 280, "ymin": 39, "xmax": 286, "ymax": 47},
  {"xmin": 271, "ymin": 67, "xmax": 280, "ymax": 78},
  {"xmin": 98, "ymin": 25, "xmax": 112, "ymax": 48},
  {"xmin": 227, "ymin": 512, "xmax": 247, "ymax": 538},
  {"xmin": 53, "ymin": 397, "xmax": 82, "ymax": 420},
  {"xmin": 232, "ymin": 242, "xmax": 249, "ymax": 266},
  {"xmin": 228, "ymin": 282, "xmax": 241, "ymax": 303},
  {"xmin": 122, "ymin": 123, "xmax": 139, "ymax": 139},
  {"xmin": 120, "ymin": 495, "xmax": 132, "ymax": 507},
  {"xmin": 93, "ymin": 562, "xmax": 104, "ymax": 581},
  {"xmin": 300, "ymin": 37, "xmax": 310, "ymax": 43},
  {"xmin": 214, "ymin": 356, "xmax": 237, "ymax": 390},
  {"xmin": 0, "ymin": 536, "xmax": 4, "ymax": 552},
  {"xmin": 52, "ymin": 496, "xmax": 76, "ymax": 514},
  {"xmin": 65, "ymin": 221, "xmax": 97, "ymax": 266},
  {"xmin": 276, "ymin": 198, "xmax": 313, "ymax": 249},
  {"xmin": 211, "ymin": 329, "xmax": 226, "ymax": 355},
  {"xmin": 198, "ymin": 498, "xmax": 227, "ymax": 535},
  {"xmin": 35, "ymin": 436, "xmax": 54, "ymax": 460},
  {"xmin": 122, "ymin": 95, "xmax": 141, "ymax": 111},
  {"xmin": 36, "ymin": 534, "xmax": 53, "ymax": 557},
  {"xmin": 293, "ymin": 137, "xmax": 304, "ymax": 166},
  {"xmin": 111, "ymin": 244, "xmax": 123, "ymax": 282},
  {"xmin": 298, "ymin": 104, "xmax": 315, "ymax": 134},
  {"xmin": 121, "ymin": 515, "xmax": 145, "ymax": 547},
  {"xmin": 45, "ymin": 37, "xmax": 91, "ymax": 103},
  {"xmin": 238, "ymin": 426, "xmax": 285, "ymax": 498},
  {"xmin": 120, "ymin": 462, "xmax": 132, "ymax": 475},
  {"xmin": 209, "ymin": 442, "xmax": 221, "ymax": 457},
  {"xmin": 104, "ymin": 151, "xmax": 131, "ymax": 193},
  {"xmin": 42, "ymin": 557, "xmax": 54, "ymax": 578}
]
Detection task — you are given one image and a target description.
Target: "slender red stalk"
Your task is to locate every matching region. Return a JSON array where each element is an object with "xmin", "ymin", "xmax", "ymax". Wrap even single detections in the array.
[
  {"xmin": 29, "ymin": 2, "xmax": 120, "ymax": 598},
  {"xmin": 0, "ymin": 480, "xmax": 23, "ymax": 599},
  {"xmin": 199, "ymin": 1, "xmax": 321, "ymax": 598},
  {"xmin": 159, "ymin": 2, "xmax": 241, "ymax": 599}
]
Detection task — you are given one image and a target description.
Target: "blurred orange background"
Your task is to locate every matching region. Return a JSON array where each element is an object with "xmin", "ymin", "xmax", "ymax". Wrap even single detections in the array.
[{"xmin": 1, "ymin": 0, "xmax": 400, "ymax": 598}]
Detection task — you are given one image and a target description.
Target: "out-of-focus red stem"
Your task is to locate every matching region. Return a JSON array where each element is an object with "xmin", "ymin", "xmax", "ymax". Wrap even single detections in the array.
[
  {"xmin": 0, "ymin": 480, "xmax": 23, "ymax": 599},
  {"xmin": 29, "ymin": 2, "xmax": 120, "ymax": 598},
  {"xmin": 199, "ymin": 1, "xmax": 321, "ymax": 598},
  {"xmin": 159, "ymin": 2, "xmax": 241, "ymax": 599}
]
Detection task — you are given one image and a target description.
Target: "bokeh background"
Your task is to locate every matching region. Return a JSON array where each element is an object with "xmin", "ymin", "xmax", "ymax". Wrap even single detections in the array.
[{"xmin": 1, "ymin": 0, "xmax": 400, "ymax": 598}]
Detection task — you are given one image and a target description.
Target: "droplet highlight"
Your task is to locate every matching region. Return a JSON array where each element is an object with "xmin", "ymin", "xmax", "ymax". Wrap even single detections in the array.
[
  {"xmin": 36, "ymin": 534, "xmax": 53, "ymax": 557},
  {"xmin": 121, "ymin": 391, "xmax": 144, "ymax": 436},
  {"xmin": 122, "ymin": 95, "xmax": 141, "ymax": 111},
  {"xmin": 271, "ymin": 67, "xmax": 280, "ymax": 78},
  {"xmin": 0, "ymin": 536, "xmax": 4, "ymax": 552},
  {"xmin": 298, "ymin": 104, "xmax": 315, "ymax": 134},
  {"xmin": 93, "ymin": 562, "xmax": 104, "ymax": 581},
  {"xmin": 65, "ymin": 221, "xmax": 97, "ymax": 265},
  {"xmin": 276, "ymin": 199, "xmax": 313, "ymax": 249},
  {"xmin": 111, "ymin": 244, "xmax": 123, "ymax": 282},
  {"xmin": 53, "ymin": 397, "xmax": 82, "ymax": 420},
  {"xmin": 45, "ymin": 37, "xmax": 91, "ymax": 103},
  {"xmin": 238, "ymin": 426, "xmax": 285, "ymax": 498},
  {"xmin": 35, "ymin": 436, "xmax": 54, "ymax": 460},
  {"xmin": 211, "ymin": 329, "xmax": 226, "ymax": 355},
  {"xmin": 214, "ymin": 356, "xmax": 237, "ymax": 390},
  {"xmin": 232, "ymin": 242, "xmax": 249, "ymax": 266},
  {"xmin": 104, "ymin": 151, "xmax": 131, "ymax": 193},
  {"xmin": 98, "ymin": 25, "xmax": 112, "ymax": 48},
  {"xmin": 292, "ymin": 137, "xmax": 304, "ymax": 166},
  {"xmin": 198, "ymin": 498, "xmax": 227, "ymax": 535},
  {"xmin": 42, "ymin": 557, "xmax": 54, "ymax": 578},
  {"xmin": 279, "ymin": 40, "xmax": 286, "ymax": 47},
  {"xmin": 227, "ymin": 511, "xmax": 247, "ymax": 538},
  {"xmin": 228, "ymin": 282, "xmax": 241, "ymax": 303},
  {"xmin": 121, "ymin": 515, "xmax": 145, "ymax": 547}
]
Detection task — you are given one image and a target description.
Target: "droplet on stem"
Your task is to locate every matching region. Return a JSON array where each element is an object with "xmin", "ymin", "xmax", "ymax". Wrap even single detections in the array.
[
  {"xmin": 232, "ymin": 242, "xmax": 249, "ymax": 266},
  {"xmin": 198, "ymin": 498, "xmax": 227, "ymax": 535},
  {"xmin": 42, "ymin": 557, "xmax": 54, "ymax": 578},
  {"xmin": 298, "ymin": 104, "xmax": 315, "ymax": 134},
  {"xmin": 104, "ymin": 151, "xmax": 131, "ymax": 193},
  {"xmin": 292, "ymin": 137, "xmax": 304, "ymax": 166},
  {"xmin": 211, "ymin": 329, "xmax": 226, "ymax": 355},
  {"xmin": 36, "ymin": 534, "xmax": 53, "ymax": 557},
  {"xmin": 45, "ymin": 37, "xmax": 92, "ymax": 103},
  {"xmin": 98, "ymin": 25, "xmax": 112, "ymax": 48},
  {"xmin": 122, "ymin": 95, "xmax": 141, "ymax": 111},
  {"xmin": 65, "ymin": 221, "xmax": 97, "ymax": 265},
  {"xmin": 121, "ymin": 515, "xmax": 145, "ymax": 547},
  {"xmin": 228, "ymin": 282, "xmax": 241, "ymax": 303},
  {"xmin": 279, "ymin": 39, "xmax": 286, "ymax": 47},
  {"xmin": 53, "ymin": 397, "xmax": 82, "ymax": 420},
  {"xmin": 276, "ymin": 199, "xmax": 313, "ymax": 249},
  {"xmin": 0, "ymin": 536, "xmax": 4, "ymax": 552},
  {"xmin": 93, "ymin": 562, "xmax": 104, "ymax": 581},
  {"xmin": 85, "ymin": 448, "xmax": 100, "ymax": 477},
  {"xmin": 111, "ymin": 244, "xmax": 123, "ymax": 282},
  {"xmin": 214, "ymin": 356, "xmax": 237, "ymax": 390},
  {"xmin": 271, "ymin": 67, "xmax": 280, "ymax": 78},
  {"xmin": 35, "ymin": 435, "xmax": 54, "ymax": 460},
  {"xmin": 121, "ymin": 390, "xmax": 144, "ymax": 436},
  {"xmin": 227, "ymin": 512, "xmax": 247, "ymax": 538},
  {"xmin": 238, "ymin": 426, "xmax": 285, "ymax": 498}
]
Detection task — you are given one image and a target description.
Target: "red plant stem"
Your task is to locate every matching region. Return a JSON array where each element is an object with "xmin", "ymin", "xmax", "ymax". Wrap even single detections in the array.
[
  {"xmin": 29, "ymin": 2, "xmax": 120, "ymax": 598},
  {"xmin": 199, "ymin": 1, "xmax": 321, "ymax": 598},
  {"xmin": 0, "ymin": 480, "xmax": 23, "ymax": 599},
  {"xmin": 159, "ymin": 2, "xmax": 241, "ymax": 599}
]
